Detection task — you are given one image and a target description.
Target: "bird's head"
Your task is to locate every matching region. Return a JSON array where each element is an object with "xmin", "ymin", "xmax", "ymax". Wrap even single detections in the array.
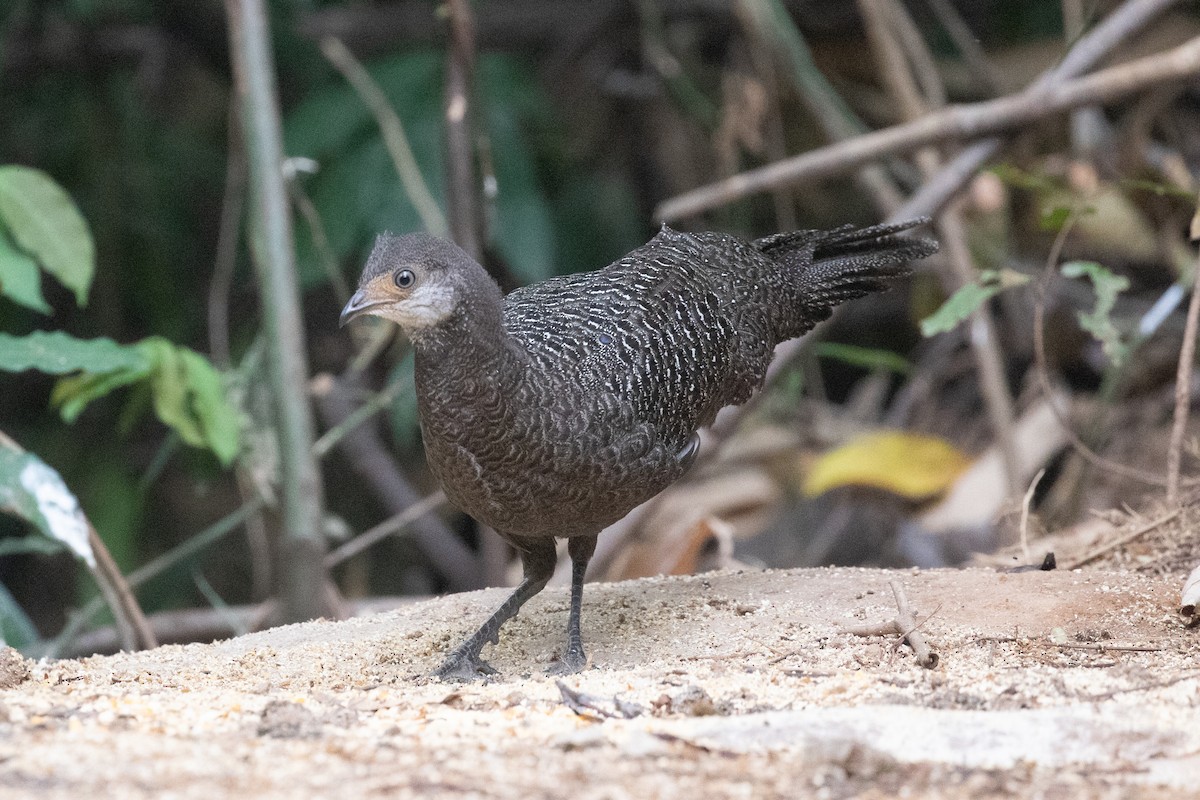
[{"xmin": 339, "ymin": 233, "xmax": 485, "ymax": 335}]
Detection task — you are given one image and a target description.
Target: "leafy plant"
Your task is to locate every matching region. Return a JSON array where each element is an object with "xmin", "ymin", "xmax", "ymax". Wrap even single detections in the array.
[
  {"xmin": 0, "ymin": 166, "xmax": 94, "ymax": 313},
  {"xmin": 1061, "ymin": 260, "xmax": 1132, "ymax": 368},
  {"xmin": 920, "ymin": 268, "xmax": 1031, "ymax": 337},
  {"xmin": 0, "ymin": 167, "xmax": 241, "ymax": 465}
]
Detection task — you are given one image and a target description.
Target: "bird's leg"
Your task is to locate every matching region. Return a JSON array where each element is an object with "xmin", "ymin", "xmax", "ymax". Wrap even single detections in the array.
[
  {"xmin": 549, "ymin": 534, "xmax": 598, "ymax": 675},
  {"xmin": 435, "ymin": 538, "xmax": 557, "ymax": 682}
]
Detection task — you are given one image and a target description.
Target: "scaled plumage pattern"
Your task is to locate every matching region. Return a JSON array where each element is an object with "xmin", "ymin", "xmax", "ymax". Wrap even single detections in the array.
[{"xmin": 341, "ymin": 219, "xmax": 937, "ymax": 680}]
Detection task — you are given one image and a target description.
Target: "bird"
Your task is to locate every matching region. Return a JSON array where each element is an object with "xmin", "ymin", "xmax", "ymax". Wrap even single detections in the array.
[{"xmin": 340, "ymin": 219, "xmax": 937, "ymax": 680}]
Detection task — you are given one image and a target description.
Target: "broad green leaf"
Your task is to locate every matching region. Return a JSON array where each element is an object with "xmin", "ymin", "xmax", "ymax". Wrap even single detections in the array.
[
  {"xmin": 0, "ymin": 229, "xmax": 50, "ymax": 313},
  {"xmin": 1061, "ymin": 260, "xmax": 1131, "ymax": 366},
  {"xmin": 815, "ymin": 342, "xmax": 912, "ymax": 375},
  {"xmin": 0, "ymin": 443, "xmax": 95, "ymax": 567},
  {"xmin": 51, "ymin": 367, "xmax": 148, "ymax": 423},
  {"xmin": 920, "ymin": 269, "xmax": 1031, "ymax": 337},
  {"xmin": 0, "ymin": 166, "xmax": 95, "ymax": 306},
  {"xmin": 804, "ymin": 431, "xmax": 970, "ymax": 499},
  {"xmin": 0, "ymin": 332, "xmax": 239, "ymax": 464},
  {"xmin": 0, "ymin": 331, "xmax": 148, "ymax": 374},
  {"xmin": 178, "ymin": 348, "xmax": 241, "ymax": 465},
  {"xmin": 139, "ymin": 339, "xmax": 206, "ymax": 450},
  {"xmin": 0, "ymin": 579, "xmax": 39, "ymax": 649}
]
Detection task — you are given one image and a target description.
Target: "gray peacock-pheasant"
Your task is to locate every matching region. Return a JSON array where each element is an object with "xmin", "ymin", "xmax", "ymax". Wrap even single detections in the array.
[{"xmin": 340, "ymin": 219, "xmax": 937, "ymax": 680}]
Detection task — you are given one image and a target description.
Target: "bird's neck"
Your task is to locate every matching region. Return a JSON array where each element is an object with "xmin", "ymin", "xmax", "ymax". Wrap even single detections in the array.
[{"xmin": 410, "ymin": 278, "xmax": 517, "ymax": 384}]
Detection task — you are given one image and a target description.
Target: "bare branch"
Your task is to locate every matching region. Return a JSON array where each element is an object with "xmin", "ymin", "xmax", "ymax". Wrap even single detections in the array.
[{"xmin": 657, "ymin": 11, "xmax": 1195, "ymax": 221}]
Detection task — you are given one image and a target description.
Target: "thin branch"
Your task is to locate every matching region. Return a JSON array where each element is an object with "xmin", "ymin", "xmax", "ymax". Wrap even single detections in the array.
[
  {"xmin": 86, "ymin": 524, "xmax": 158, "ymax": 651},
  {"xmin": 310, "ymin": 380, "xmax": 402, "ymax": 458},
  {"xmin": 658, "ymin": 32, "xmax": 1200, "ymax": 221},
  {"xmin": 736, "ymin": 0, "xmax": 902, "ymax": 214},
  {"xmin": 226, "ymin": 0, "xmax": 331, "ymax": 622},
  {"xmin": 1166, "ymin": 248, "xmax": 1200, "ymax": 504},
  {"xmin": 1020, "ymin": 468, "xmax": 1047, "ymax": 564},
  {"xmin": 1062, "ymin": 506, "xmax": 1184, "ymax": 570},
  {"xmin": 892, "ymin": 0, "xmax": 1181, "ymax": 222},
  {"xmin": 847, "ymin": 580, "xmax": 940, "ymax": 668},
  {"xmin": 443, "ymin": 0, "xmax": 483, "ymax": 259},
  {"xmin": 319, "ymin": 36, "xmax": 448, "ymax": 238},
  {"xmin": 921, "ymin": 0, "xmax": 1002, "ymax": 95},
  {"xmin": 207, "ymin": 99, "xmax": 246, "ymax": 369},
  {"xmin": 44, "ymin": 497, "xmax": 269, "ymax": 658},
  {"xmin": 861, "ymin": 0, "xmax": 1021, "ymax": 495},
  {"xmin": 1034, "ymin": 215, "xmax": 1174, "ymax": 487},
  {"xmin": 325, "ymin": 491, "xmax": 447, "ymax": 568}
]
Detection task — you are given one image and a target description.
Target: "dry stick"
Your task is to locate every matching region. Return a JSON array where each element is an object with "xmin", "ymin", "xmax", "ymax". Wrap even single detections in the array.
[
  {"xmin": 889, "ymin": 581, "xmax": 939, "ymax": 668},
  {"xmin": 85, "ymin": 524, "xmax": 158, "ymax": 651},
  {"xmin": 1019, "ymin": 468, "xmax": 1047, "ymax": 564},
  {"xmin": 921, "ymin": 0, "xmax": 1002, "ymax": 95},
  {"xmin": 1061, "ymin": 506, "xmax": 1183, "ymax": 570},
  {"xmin": 1165, "ymin": 246, "xmax": 1200, "ymax": 504},
  {"xmin": 207, "ymin": 100, "xmax": 247, "ymax": 370},
  {"xmin": 893, "ymin": 0, "xmax": 1180, "ymax": 221},
  {"xmin": 443, "ymin": 0, "xmax": 483, "ymax": 260},
  {"xmin": 311, "ymin": 374, "xmax": 479, "ymax": 589},
  {"xmin": 1053, "ymin": 641, "xmax": 1165, "ymax": 653},
  {"xmin": 656, "ymin": 6, "xmax": 1193, "ymax": 221},
  {"xmin": 324, "ymin": 491, "xmax": 448, "ymax": 568},
  {"xmin": 861, "ymin": 0, "xmax": 1022, "ymax": 495},
  {"xmin": 1033, "ymin": 215, "xmax": 1175, "ymax": 487},
  {"xmin": 847, "ymin": 580, "xmax": 939, "ymax": 668},
  {"xmin": 319, "ymin": 36, "xmax": 448, "ymax": 238},
  {"xmin": 736, "ymin": 0, "xmax": 902, "ymax": 214}
]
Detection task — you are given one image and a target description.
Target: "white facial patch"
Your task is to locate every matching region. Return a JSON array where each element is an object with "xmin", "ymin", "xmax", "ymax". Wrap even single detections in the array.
[{"xmin": 372, "ymin": 283, "xmax": 458, "ymax": 332}]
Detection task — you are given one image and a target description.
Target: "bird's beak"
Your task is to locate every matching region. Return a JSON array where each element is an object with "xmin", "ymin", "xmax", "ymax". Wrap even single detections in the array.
[{"xmin": 339, "ymin": 289, "xmax": 377, "ymax": 328}]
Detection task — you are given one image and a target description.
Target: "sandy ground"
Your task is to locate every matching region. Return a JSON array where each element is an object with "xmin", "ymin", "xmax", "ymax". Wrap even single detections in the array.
[{"xmin": 0, "ymin": 566, "xmax": 1197, "ymax": 799}]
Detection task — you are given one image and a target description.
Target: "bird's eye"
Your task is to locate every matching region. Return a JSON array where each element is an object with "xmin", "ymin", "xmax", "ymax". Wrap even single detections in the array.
[{"xmin": 393, "ymin": 269, "xmax": 416, "ymax": 289}]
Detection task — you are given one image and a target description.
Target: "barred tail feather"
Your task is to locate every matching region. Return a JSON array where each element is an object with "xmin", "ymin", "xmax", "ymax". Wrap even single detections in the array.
[{"xmin": 759, "ymin": 218, "xmax": 934, "ymax": 326}]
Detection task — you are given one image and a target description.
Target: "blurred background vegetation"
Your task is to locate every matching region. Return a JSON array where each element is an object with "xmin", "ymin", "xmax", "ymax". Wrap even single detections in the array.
[{"xmin": 1, "ymin": 0, "xmax": 1198, "ymax": 656}]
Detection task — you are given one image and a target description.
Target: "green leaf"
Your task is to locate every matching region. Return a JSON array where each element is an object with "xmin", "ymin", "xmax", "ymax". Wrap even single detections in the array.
[
  {"xmin": 0, "ymin": 536, "xmax": 66, "ymax": 557},
  {"xmin": 177, "ymin": 348, "xmax": 241, "ymax": 465},
  {"xmin": 1039, "ymin": 205, "xmax": 1073, "ymax": 232},
  {"xmin": 815, "ymin": 342, "xmax": 912, "ymax": 375},
  {"xmin": 0, "ymin": 579, "xmax": 40, "ymax": 649},
  {"xmin": 134, "ymin": 338, "xmax": 241, "ymax": 465},
  {"xmin": 0, "ymin": 166, "xmax": 95, "ymax": 306},
  {"xmin": 138, "ymin": 339, "xmax": 205, "ymax": 449},
  {"xmin": 0, "ymin": 332, "xmax": 239, "ymax": 464},
  {"xmin": 0, "ymin": 443, "xmax": 95, "ymax": 568},
  {"xmin": 0, "ymin": 331, "xmax": 149, "ymax": 374},
  {"xmin": 989, "ymin": 164, "xmax": 1061, "ymax": 194},
  {"xmin": 1061, "ymin": 260, "xmax": 1131, "ymax": 366},
  {"xmin": 51, "ymin": 367, "xmax": 149, "ymax": 423},
  {"xmin": 920, "ymin": 269, "xmax": 1031, "ymax": 337},
  {"xmin": 0, "ymin": 229, "xmax": 50, "ymax": 313}
]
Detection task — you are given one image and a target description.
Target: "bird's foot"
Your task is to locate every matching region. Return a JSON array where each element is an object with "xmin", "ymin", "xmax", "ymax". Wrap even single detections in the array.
[
  {"xmin": 546, "ymin": 645, "xmax": 588, "ymax": 676},
  {"xmin": 434, "ymin": 650, "xmax": 498, "ymax": 682}
]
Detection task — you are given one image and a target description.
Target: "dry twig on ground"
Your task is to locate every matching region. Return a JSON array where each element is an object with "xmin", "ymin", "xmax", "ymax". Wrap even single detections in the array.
[{"xmin": 846, "ymin": 580, "xmax": 940, "ymax": 668}]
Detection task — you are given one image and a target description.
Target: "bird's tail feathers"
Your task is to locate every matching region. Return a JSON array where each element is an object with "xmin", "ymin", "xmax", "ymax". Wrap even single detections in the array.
[{"xmin": 755, "ymin": 217, "xmax": 938, "ymax": 334}]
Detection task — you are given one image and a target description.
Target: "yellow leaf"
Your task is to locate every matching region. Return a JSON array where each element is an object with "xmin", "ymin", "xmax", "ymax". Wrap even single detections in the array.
[{"xmin": 803, "ymin": 431, "xmax": 970, "ymax": 500}]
